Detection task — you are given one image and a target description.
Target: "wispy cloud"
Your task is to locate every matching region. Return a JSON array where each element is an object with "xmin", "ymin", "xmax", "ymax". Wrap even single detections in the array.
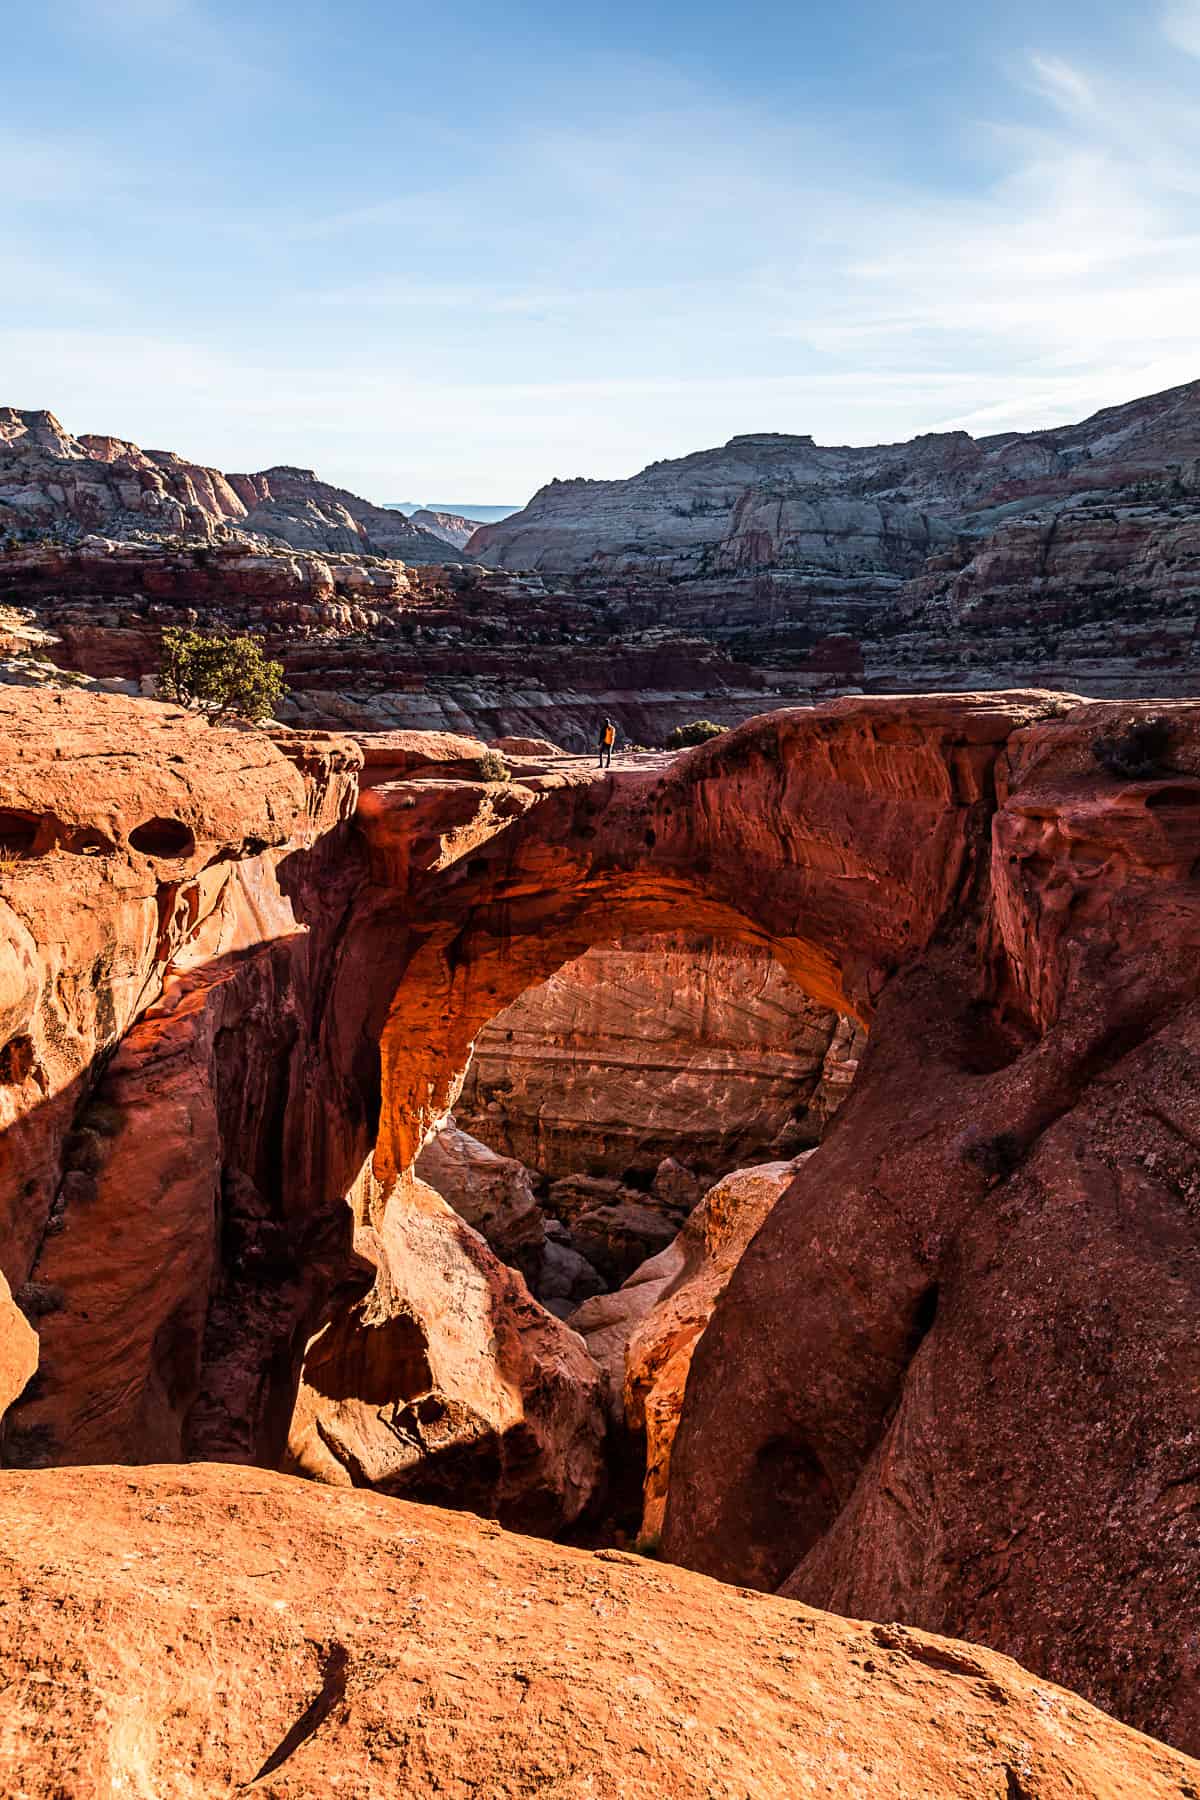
[
  {"xmin": 4, "ymin": 8, "xmax": 1199, "ymax": 496},
  {"xmin": 1163, "ymin": 1, "xmax": 1200, "ymax": 55}
]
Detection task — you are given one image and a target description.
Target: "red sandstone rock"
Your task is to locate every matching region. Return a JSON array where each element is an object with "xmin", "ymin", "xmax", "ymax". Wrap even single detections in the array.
[
  {"xmin": 285, "ymin": 1174, "xmax": 605, "ymax": 1532},
  {"xmin": 10, "ymin": 684, "xmax": 1200, "ymax": 1758},
  {"xmin": 458, "ymin": 933, "xmax": 848, "ymax": 1180},
  {"xmin": 625, "ymin": 1158, "xmax": 808, "ymax": 1541},
  {"xmin": 0, "ymin": 1270, "xmax": 35, "ymax": 1424},
  {"xmin": 1, "ymin": 1461, "xmax": 1195, "ymax": 1799},
  {"xmin": 415, "ymin": 1120, "xmax": 545, "ymax": 1262}
]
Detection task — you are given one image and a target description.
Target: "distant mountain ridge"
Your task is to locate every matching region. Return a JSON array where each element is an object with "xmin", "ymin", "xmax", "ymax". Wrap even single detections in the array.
[
  {"xmin": 387, "ymin": 502, "xmax": 520, "ymax": 524},
  {"xmin": 466, "ymin": 378, "xmax": 1200, "ymax": 580},
  {"xmin": 0, "ymin": 410, "xmax": 462, "ymax": 562}
]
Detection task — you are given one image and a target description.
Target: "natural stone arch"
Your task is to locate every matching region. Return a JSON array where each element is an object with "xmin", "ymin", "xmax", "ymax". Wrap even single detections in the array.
[{"xmin": 351, "ymin": 693, "xmax": 1030, "ymax": 1191}]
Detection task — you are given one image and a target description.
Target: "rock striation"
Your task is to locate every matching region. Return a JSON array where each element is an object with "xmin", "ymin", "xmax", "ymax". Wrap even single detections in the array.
[
  {"xmin": 470, "ymin": 380, "xmax": 1200, "ymax": 581},
  {"xmin": 0, "ymin": 408, "xmax": 457, "ymax": 559},
  {"xmin": 5, "ymin": 381, "xmax": 1200, "ymax": 738},
  {"xmin": 8, "ymin": 688, "xmax": 1200, "ymax": 1755},
  {"xmin": 458, "ymin": 933, "xmax": 852, "ymax": 1181}
]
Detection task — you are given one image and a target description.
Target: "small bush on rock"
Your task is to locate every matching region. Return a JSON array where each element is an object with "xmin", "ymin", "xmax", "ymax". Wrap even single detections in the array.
[
  {"xmin": 478, "ymin": 749, "xmax": 511, "ymax": 783},
  {"xmin": 664, "ymin": 719, "xmax": 728, "ymax": 749},
  {"xmin": 159, "ymin": 627, "xmax": 284, "ymax": 723},
  {"xmin": 1092, "ymin": 716, "xmax": 1175, "ymax": 779}
]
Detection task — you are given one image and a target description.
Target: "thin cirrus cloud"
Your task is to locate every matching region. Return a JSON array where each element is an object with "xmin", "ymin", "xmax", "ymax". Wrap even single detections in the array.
[
  {"xmin": 1163, "ymin": 1, "xmax": 1200, "ymax": 53},
  {"xmin": 4, "ymin": 7, "xmax": 1199, "ymax": 496}
]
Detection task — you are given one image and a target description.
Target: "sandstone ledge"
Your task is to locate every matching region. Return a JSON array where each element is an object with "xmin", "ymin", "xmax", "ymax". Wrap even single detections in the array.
[{"xmin": 1, "ymin": 1461, "xmax": 1196, "ymax": 1799}]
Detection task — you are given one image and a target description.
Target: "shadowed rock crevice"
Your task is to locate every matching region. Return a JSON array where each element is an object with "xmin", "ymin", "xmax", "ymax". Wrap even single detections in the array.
[{"xmin": 8, "ymin": 688, "xmax": 1200, "ymax": 1758}]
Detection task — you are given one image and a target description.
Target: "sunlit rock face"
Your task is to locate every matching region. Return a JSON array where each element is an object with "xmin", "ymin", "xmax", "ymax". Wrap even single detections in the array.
[
  {"xmin": 8, "ymin": 1463, "xmax": 1198, "ymax": 1800},
  {"xmin": 0, "ymin": 407, "xmax": 457, "ymax": 558},
  {"xmin": 10, "ymin": 688, "xmax": 1200, "ymax": 1755},
  {"xmin": 457, "ymin": 933, "xmax": 855, "ymax": 1182}
]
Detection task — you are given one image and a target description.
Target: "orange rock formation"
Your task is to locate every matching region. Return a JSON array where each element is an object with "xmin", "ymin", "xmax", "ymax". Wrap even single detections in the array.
[
  {"xmin": 5, "ymin": 685, "xmax": 1200, "ymax": 1761},
  {"xmin": 2, "ymin": 1461, "xmax": 1197, "ymax": 1799}
]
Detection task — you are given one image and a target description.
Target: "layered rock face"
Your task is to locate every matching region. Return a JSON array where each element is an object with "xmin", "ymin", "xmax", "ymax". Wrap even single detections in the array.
[
  {"xmin": 2, "ymin": 536, "xmax": 806, "ymax": 749},
  {"xmin": 467, "ymin": 378, "xmax": 1200, "ymax": 698},
  {"xmin": 0, "ymin": 408, "xmax": 456, "ymax": 559},
  {"xmin": 7, "ymin": 1463, "xmax": 1195, "ymax": 1800},
  {"xmin": 470, "ymin": 381, "xmax": 1200, "ymax": 579},
  {"xmin": 9, "ymin": 687, "xmax": 1200, "ymax": 1761},
  {"xmin": 408, "ymin": 507, "xmax": 488, "ymax": 548},
  {"xmin": 458, "ymin": 933, "xmax": 852, "ymax": 1180},
  {"xmin": 6, "ymin": 381, "xmax": 1200, "ymax": 740}
]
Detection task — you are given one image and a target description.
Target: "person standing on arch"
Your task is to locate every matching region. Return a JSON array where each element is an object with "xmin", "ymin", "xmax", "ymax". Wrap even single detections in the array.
[{"xmin": 597, "ymin": 716, "xmax": 618, "ymax": 768}]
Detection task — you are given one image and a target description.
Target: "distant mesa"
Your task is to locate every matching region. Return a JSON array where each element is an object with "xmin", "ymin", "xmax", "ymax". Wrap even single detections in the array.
[{"xmin": 384, "ymin": 501, "xmax": 521, "ymax": 523}]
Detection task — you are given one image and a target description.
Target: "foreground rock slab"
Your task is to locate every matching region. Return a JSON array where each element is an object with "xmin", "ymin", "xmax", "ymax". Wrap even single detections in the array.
[{"xmin": 1, "ymin": 1463, "xmax": 1195, "ymax": 1800}]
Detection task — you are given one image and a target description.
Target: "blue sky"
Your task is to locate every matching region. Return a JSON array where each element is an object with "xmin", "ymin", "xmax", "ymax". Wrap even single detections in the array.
[{"xmin": 5, "ymin": 0, "xmax": 1199, "ymax": 503}]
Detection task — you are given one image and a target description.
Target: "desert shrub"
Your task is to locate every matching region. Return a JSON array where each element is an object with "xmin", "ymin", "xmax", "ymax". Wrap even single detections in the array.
[
  {"xmin": 1092, "ymin": 716, "xmax": 1174, "ymax": 779},
  {"xmin": 477, "ymin": 749, "xmax": 511, "ymax": 783},
  {"xmin": 962, "ymin": 1129, "xmax": 1022, "ymax": 1181},
  {"xmin": 664, "ymin": 719, "xmax": 728, "ymax": 749},
  {"xmin": 159, "ymin": 627, "xmax": 284, "ymax": 722}
]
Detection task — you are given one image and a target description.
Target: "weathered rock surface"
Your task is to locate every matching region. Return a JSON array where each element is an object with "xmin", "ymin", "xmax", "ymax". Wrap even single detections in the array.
[
  {"xmin": 9, "ymin": 685, "xmax": 1200, "ymax": 1754},
  {"xmin": 408, "ymin": 506, "xmax": 488, "ymax": 549},
  {"xmin": 625, "ymin": 1158, "xmax": 808, "ymax": 1542},
  {"xmin": 415, "ymin": 1119, "xmax": 544, "ymax": 1263},
  {"xmin": 0, "ymin": 690, "xmax": 602, "ymax": 1532},
  {"xmin": 0, "ymin": 408, "xmax": 457, "ymax": 559},
  {"xmin": 285, "ymin": 1174, "xmax": 604, "ymax": 1531},
  {"xmin": 470, "ymin": 380, "xmax": 1200, "ymax": 575},
  {"xmin": 3, "ymin": 1461, "xmax": 1196, "ymax": 1800},
  {"xmin": 0, "ymin": 1269, "xmax": 35, "ymax": 1425},
  {"xmin": 7, "ymin": 382, "xmax": 1200, "ymax": 746},
  {"xmin": 459, "ymin": 933, "xmax": 850, "ymax": 1180}
]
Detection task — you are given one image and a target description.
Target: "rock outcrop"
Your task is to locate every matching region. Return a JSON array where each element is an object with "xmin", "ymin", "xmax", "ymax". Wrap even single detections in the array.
[
  {"xmin": 624, "ymin": 1158, "xmax": 808, "ymax": 1542},
  {"xmin": 0, "ymin": 408, "xmax": 457, "ymax": 559},
  {"xmin": 458, "ymin": 933, "xmax": 850, "ymax": 1180},
  {"xmin": 415, "ymin": 1120, "xmax": 544, "ymax": 1264},
  {"xmin": 285, "ymin": 1174, "xmax": 604, "ymax": 1531},
  {"xmin": 3, "ymin": 1461, "xmax": 1197, "ymax": 1799},
  {"xmin": 408, "ymin": 507, "xmax": 488, "ymax": 549},
  {"xmin": 0, "ymin": 692, "xmax": 602, "ymax": 1531},
  {"xmin": 6, "ymin": 381, "xmax": 1200, "ymax": 739},
  {"xmin": 470, "ymin": 380, "xmax": 1200, "ymax": 581},
  {"xmin": 9, "ymin": 687, "xmax": 1200, "ymax": 1754}
]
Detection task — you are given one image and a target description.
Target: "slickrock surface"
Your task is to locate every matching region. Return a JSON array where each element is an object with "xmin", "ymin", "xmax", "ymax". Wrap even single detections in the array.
[
  {"xmin": 10, "ymin": 686, "xmax": 1200, "ymax": 1753},
  {"xmin": 458, "ymin": 933, "xmax": 849, "ymax": 1179},
  {"xmin": 624, "ymin": 1158, "xmax": 809, "ymax": 1541},
  {"xmin": 0, "ymin": 693, "xmax": 604, "ymax": 1530},
  {"xmin": 2, "ymin": 1461, "xmax": 1197, "ymax": 1800}
]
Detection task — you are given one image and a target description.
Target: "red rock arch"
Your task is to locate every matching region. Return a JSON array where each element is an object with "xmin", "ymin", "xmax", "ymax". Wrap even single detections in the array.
[{"xmin": 354, "ymin": 694, "xmax": 1035, "ymax": 1186}]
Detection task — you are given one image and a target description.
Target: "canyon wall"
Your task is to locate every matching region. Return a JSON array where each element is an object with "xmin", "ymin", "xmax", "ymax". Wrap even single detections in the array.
[
  {"xmin": 457, "ymin": 933, "xmax": 856, "ymax": 1181},
  {"xmin": 5, "ymin": 379, "xmax": 1200, "ymax": 753},
  {"xmin": 7, "ymin": 688, "xmax": 1200, "ymax": 1758}
]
